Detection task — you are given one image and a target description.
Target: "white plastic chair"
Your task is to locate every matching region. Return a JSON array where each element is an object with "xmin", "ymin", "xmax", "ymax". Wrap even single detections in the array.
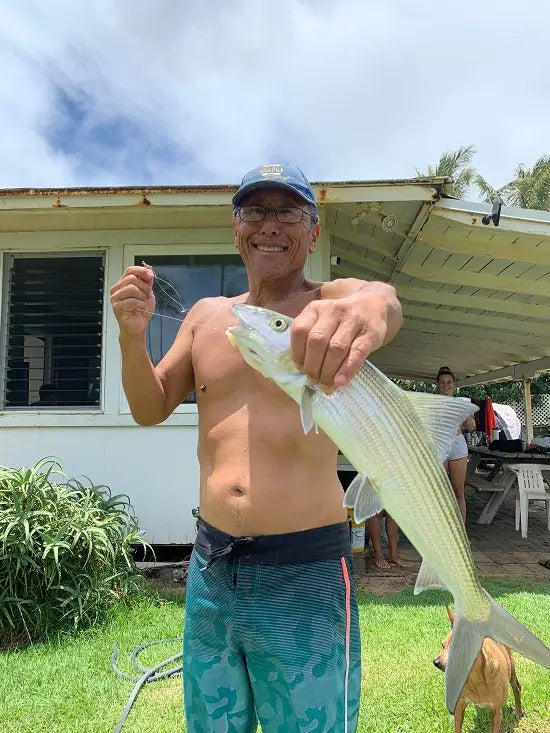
[{"xmin": 507, "ymin": 463, "xmax": 550, "ymax": 539}]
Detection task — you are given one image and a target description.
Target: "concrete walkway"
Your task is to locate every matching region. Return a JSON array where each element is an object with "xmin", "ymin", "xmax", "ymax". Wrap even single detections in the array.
[{"xmin": 354, "ymin": 486, "xmax": 550, "ymax": 591}]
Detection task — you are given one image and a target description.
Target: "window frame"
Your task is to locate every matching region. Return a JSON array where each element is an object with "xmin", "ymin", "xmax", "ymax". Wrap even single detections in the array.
[
  {"xmin": 120, "ymin": 243, "xmax": 245, "ymax": 415},
  {"xmin": 0, "ymin": 249, "xmax": 107, "ymax": 413}
]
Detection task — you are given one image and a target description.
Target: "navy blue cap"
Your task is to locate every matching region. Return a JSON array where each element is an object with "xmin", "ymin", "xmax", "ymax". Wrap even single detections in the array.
[{"xmin": 232, "ymin": 163, "xmax": 317, "ymax": 209}]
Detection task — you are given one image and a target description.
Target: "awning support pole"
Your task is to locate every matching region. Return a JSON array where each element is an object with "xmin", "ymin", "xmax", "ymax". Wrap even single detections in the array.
[{"xmin": 523, "ymin": 378, "xmax": 534, "ymax": 444}]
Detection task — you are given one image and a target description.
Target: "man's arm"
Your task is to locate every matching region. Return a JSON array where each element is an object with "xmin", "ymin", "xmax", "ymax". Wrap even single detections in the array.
[
  {"xmin": 321, "ymin": 278, "xmax": 403, "ymax": 346},
  {"xmin": 119, "ymin": 314, "xmax": 196, "ymax": 426},
  {"xmin": 110, "ymin": 265, "xmax": 197, "ymax": 426},
  {"xmin": 290, "ymin": 277, "xmax": 403, "ymax": 391}
]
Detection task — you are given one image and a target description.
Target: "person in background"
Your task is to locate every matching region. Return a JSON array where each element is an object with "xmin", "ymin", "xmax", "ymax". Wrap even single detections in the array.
[
  {"xmin": 435, "ymin": 366, "xmax": 476, "ymax": 522},
  {"xmin": 367, "ymin": 510, "xmax": 409, "ymax": 569}
]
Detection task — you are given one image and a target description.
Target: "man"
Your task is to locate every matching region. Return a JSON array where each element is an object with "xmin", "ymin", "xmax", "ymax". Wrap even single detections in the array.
[{"xmin": 110, "ymin": 163, "xmax": 403, "ymax": 731}]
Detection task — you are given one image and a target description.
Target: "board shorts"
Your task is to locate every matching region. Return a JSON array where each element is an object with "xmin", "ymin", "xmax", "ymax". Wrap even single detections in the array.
[
  {"xmin": 446, "ymin": 433, "xmax": 468, "ymax": 461},
  {"xmin": 182, "ymin": 517, "xmax": 362, "ymax": 732}
]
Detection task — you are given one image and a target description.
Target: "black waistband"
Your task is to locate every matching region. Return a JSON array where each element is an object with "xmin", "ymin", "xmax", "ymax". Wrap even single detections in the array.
[{"xmin": 194, "ymin": 517, "xmax": 351, "ymax": 565}]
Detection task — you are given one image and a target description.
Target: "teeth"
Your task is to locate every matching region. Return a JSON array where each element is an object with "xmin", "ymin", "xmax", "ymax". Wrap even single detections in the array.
[{"xmin": 257, "ymin": 245, "xmax": 284, "ymax": 252}]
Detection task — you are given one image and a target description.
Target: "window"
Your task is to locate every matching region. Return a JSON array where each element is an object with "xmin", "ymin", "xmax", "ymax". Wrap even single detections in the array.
[
  {"xmin": 1, "ymin": 254, "xmax": 104, "ymax": 410},
  {"xmin": 134, "ymin": 254, "xmax": 248, "ymax": 403}
]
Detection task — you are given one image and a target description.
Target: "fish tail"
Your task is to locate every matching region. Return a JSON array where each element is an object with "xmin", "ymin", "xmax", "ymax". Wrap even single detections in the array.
[{"xmin": 445, "ymin": 591, "xmax": 550, "ymax": 714}]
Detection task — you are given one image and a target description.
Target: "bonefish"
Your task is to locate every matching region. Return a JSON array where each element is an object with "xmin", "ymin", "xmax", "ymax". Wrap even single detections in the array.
[{"xmin": 226, "ymin": 303, "xmax": 550, "ymax": 715}]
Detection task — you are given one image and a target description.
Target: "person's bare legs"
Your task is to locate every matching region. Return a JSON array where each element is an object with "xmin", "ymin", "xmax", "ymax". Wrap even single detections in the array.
[
  {"xmin": 448, "ymin": 457, "xmax": 468, "ymax": 522},
  {"xmin": 386, "ymin": 513, "xmax": 410, "ymax": 567},
  {"xmin": 367, "ymin": 513, "xmax": 390, "ymax": 569}
]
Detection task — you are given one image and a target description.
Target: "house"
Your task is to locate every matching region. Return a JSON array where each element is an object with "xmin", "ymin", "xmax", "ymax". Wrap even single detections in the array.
[{"xmin": 2, "ymin": 178, "xmax": 550, "ymax": 544}]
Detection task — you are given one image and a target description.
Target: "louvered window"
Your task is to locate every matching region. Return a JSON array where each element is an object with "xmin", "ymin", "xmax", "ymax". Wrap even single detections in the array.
[{"xmin": 1, "ymin": 254, "xmax": 104, "ymax": 409}]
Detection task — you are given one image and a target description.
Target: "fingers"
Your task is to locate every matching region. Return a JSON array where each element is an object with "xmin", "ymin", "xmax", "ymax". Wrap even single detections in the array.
[
  {"xmin": 318, "ymin": 320, "xmax": 363, "ymax": 388},
  {"xmin": 291, "ymin": 300, "xmax": 387, "ymax": 389},
  {"xmin": 109, "ymin": 267, "xmax": 156, "ymax": 330},
  {"xmin": 109, "ymin": 267, "xmax": 153, "ymax": 299},
  {"xmin": 334, "ymin": 324, "xmax": 386, "ymax": 387},
  {"xmin": 290, "ymin": 304, "xmax": 320, "ymax": 369}
]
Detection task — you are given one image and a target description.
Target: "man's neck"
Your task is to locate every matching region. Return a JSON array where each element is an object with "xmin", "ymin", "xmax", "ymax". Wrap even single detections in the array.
[{"xmin": 246, "ymin": 271, "xmax": 314, "ymax": 309}]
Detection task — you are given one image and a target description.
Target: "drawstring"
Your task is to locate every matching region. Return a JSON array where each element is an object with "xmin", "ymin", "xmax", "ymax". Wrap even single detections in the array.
[
  {"xmin": 192, "ymin": 509, "xmax": 256, "ymax": 570},
  {"xmin": 201, "ymin": 536, "xmax": 255, "ymax": 571}
]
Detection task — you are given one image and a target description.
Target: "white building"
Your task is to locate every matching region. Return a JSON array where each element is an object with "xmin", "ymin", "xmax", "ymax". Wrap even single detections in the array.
[{"xmin": 2, "ymin": 178, "xmax": 550, "ymax": 544}]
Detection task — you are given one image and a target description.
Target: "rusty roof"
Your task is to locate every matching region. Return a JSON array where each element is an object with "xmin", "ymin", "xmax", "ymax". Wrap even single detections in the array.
[{"xmin": 0, "ymin": 176, "xmax": 449, "ymax": 198}]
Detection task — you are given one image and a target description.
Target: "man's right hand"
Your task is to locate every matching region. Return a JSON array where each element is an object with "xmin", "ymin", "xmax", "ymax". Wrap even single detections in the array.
[{"xmin": 109, "ymin": 266, "xmax": 156, "ymax": 338}]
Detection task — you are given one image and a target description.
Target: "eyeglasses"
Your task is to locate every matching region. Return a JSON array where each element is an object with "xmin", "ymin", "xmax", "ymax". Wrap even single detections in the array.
[{"xmin": 236, "ymin": 205, "xmax": 317, "ymax": 224}]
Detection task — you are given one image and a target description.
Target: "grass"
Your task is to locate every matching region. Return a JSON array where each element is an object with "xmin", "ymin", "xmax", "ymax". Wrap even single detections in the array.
[{"xmin": 0, "ymin": 579, "xmax": 549, "ymax": 732}]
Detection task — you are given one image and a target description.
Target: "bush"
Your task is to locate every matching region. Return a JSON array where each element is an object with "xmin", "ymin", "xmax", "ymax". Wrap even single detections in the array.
[{"xmin": 0, "ymin": 457, "xmax": 147, "ymax": 646}]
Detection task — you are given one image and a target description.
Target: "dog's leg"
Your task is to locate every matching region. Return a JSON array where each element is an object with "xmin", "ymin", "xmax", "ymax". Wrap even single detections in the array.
[
  {"xmin": 510, "ymin": 662, "xmax": 523, "ymax": 716},
  {"xmin": 491, "ymin": 709, "xmax": 502, "ymax": 733},
  {"xmin": 453, "ymin": 700, "xmax": 466, "ymax": 733}
]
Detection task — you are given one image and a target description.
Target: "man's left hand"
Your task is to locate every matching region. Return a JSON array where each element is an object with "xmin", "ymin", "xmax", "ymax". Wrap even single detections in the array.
[{"xmin": 290, "ymin": 293, "xmax": 391, "ymax": 391}]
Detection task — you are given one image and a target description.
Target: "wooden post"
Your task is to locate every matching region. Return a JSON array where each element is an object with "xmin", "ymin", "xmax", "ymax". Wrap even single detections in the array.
[{"xmin": 523, "ymin": 378, "xmax": 534, "ymax": 444}]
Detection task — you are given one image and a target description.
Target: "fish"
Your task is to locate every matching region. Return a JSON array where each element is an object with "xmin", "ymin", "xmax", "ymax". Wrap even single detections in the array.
[{"xmin": 226, "ymin": 302, "xmax": 550, "ymax": 715}]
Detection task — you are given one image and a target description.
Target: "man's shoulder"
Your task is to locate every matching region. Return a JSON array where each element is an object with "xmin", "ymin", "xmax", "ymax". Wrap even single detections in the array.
[
  {"xmin": 193, "ymin": 293, "xmax": 248, "ymax": 312},
  {"xmin": 190, "ymin": 293, "xmax": 249, "ymax": 315}
]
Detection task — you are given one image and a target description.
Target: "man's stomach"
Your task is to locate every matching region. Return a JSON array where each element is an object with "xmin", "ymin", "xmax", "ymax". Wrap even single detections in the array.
[{"xmin": 197, "ymin": 448, "xmax": 347, "ymax": 536}]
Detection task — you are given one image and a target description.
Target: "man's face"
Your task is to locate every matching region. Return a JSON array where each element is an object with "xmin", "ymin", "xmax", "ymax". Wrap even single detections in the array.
[{"xmin": 233, "ymin": 188, "xmax": 319, "ymax": 280}]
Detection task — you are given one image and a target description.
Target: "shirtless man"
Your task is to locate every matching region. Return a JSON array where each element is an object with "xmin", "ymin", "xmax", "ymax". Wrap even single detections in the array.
[{"xmin": 110, "ymin": 163, "xmax": 403, "ymax": 732}]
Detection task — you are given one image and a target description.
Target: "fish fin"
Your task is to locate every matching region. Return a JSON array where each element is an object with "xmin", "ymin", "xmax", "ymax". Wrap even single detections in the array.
[
  {"xmin": 445, "ymin": 592, "xmax": 550, "ymax": 714},
  {"xmin": 413, "ymin": 559, "xmax": 448, "ymax": 594},
  {"xmin": 403, "ymin": 392, "xmax": 479, "ymax": 461},
  {"xmin": 300, "ymin": 385, "xmax": 318, "ymax": 435},
  {"xmin": 343, "ymin": 473, "xmax": 384, "ymax": 522}
]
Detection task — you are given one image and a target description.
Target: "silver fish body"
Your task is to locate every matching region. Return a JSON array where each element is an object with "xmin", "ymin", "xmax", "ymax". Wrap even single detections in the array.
[{"xmin": 227, "ymin": 303, "xmax": 550, "ymax": 715}]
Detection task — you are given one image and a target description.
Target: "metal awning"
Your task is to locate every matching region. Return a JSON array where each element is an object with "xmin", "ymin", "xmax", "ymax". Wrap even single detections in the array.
[{"xmin": 323, "ymin": 190, "xmax": 550, "ymax": 387}]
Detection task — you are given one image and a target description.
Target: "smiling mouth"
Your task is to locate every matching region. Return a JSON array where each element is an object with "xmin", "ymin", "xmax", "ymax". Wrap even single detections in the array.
[{"xmin": 253, "ymin": 244, "xmax": 287, "ymax": 253}]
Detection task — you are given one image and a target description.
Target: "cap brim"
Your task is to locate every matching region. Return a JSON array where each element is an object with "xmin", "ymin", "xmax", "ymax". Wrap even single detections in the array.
[{"xmin": 232, "ymin": 180, "xmax": 315, "ymax": 207}]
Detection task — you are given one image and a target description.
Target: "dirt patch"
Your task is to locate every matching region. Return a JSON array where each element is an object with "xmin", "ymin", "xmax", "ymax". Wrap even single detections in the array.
[{"xmin": 353, "ymin": 554, "xmax": 421, "ymax": 595}]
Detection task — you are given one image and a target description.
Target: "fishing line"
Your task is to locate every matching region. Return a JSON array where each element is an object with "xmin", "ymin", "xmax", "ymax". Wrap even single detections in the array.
[{"xmin": 139, "ymin": 262, "xmax": 225, "ymax": 334}]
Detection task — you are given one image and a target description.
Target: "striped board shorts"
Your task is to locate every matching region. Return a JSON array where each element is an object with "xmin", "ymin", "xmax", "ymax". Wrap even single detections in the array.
[{"xmin": 183, "ymin": 518, "xmax": 361, "ymax": 732}]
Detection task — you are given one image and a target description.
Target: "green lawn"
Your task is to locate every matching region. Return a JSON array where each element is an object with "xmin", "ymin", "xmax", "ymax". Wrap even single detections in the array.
[{"xmin": 1, "ymin": 580, "xmax": 549, "ymax": 732}]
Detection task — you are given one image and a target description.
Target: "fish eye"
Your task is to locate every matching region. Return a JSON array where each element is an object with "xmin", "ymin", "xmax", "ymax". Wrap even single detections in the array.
[{"xmin": 271, "ymin": 317, "xmax": 288, "ymax": 332}]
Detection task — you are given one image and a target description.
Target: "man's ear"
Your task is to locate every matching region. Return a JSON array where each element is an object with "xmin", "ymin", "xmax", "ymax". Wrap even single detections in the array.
[{"xmin": 309, "ymin": 222, "xmax": 320, "ymax": 253}]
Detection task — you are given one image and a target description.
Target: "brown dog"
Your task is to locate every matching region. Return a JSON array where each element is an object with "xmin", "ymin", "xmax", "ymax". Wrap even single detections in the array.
[{"xmin": 433, "ymin": 606, "xmax": 523, "ymax": 732}]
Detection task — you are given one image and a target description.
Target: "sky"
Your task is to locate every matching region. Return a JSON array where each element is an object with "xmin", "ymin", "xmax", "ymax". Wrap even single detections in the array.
[{"xmin": 2, "ymin": 0, "xmax": 549, "ymax": 195}]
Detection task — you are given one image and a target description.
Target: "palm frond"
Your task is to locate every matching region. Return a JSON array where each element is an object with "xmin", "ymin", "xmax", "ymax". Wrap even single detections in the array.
[
  {"xmin": 415, "ymin": 145, "xmax": 477, "ymax": 197},
  {"xmin": 474, "ymin": 174, "xmax": 499, "ymax": 204}
]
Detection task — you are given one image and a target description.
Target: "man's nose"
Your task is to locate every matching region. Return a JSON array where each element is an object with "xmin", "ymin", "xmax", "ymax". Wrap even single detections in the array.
[{"xmin": 259, "ymin": 211, "xmax": 281, "ymax": 235}]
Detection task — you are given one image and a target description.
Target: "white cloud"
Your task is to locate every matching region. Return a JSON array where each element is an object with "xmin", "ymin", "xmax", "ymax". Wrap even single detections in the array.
[{"xmin": 1, "ymin": 0, "xmax": 549, "ymax": 193}]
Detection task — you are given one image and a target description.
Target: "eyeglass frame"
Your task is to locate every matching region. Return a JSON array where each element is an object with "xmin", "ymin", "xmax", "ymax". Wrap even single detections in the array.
[{"xmin": 233, "ymin": 204, "xmax": 318, "ymax": 225}]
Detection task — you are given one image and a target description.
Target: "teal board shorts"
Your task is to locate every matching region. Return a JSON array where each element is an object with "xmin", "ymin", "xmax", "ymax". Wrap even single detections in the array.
[{"xmin": 183, "ymin": 517, "xmax": 361, "ymax": 732}]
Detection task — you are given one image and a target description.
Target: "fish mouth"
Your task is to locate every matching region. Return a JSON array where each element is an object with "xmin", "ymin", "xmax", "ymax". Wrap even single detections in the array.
[{"xmin": 225, "ymin": 318, "xmax": 265, "ymax": 359}]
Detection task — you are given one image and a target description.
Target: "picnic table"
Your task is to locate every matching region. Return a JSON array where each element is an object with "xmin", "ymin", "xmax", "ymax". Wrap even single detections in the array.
[{"xmin": 466, "ymin": 446, "xmax": 550, "ymax": 524}]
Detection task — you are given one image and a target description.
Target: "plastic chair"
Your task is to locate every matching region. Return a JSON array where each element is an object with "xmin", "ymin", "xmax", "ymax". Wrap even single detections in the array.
[{"xmin": 507, "ymin": 463, "xmax": 550, "ymax": 539}]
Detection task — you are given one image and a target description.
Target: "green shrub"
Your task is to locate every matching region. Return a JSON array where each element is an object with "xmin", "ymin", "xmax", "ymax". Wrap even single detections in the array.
[{"xmin": 0, "ymin": 457, "xmax": 147, "ymax": 646}]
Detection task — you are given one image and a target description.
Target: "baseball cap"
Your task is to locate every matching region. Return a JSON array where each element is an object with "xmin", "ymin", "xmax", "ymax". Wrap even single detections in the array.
[{"xmin": 232, "ymin": 163, "xmax": 317, "ymax": 209}]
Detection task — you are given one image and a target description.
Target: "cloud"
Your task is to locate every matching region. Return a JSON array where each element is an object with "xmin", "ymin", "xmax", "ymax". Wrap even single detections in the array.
[{"xmin": 1, "ymin": 0, "xmax": 549, "ymax": 192}]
